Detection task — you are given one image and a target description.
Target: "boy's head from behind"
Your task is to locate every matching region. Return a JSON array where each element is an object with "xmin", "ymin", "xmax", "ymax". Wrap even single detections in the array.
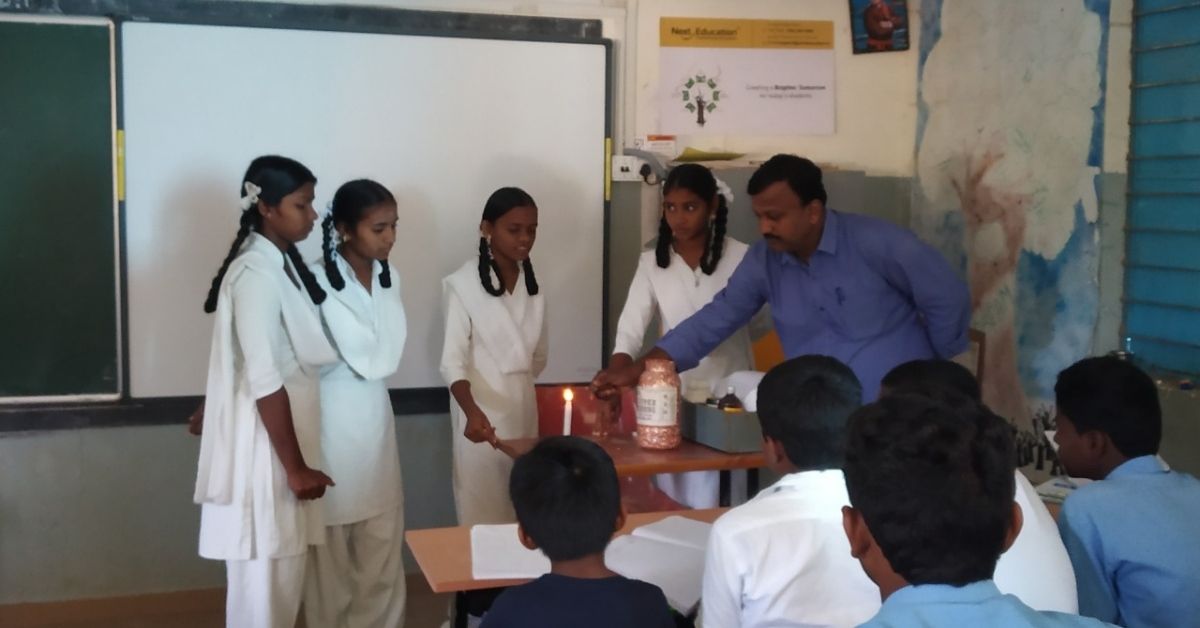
[
  {"xmin": 841, "ymin": 394, "xmax": 1021, "ymax": 599},
  {"xmin": 879, "ymin": 359, "xmax": 981, "ymax": 402},
  {"xmin": 756, "ymin": 355, "xmax": 862, "ymax": 473},
  {"xmin": 1053, "ymin": 356, "xmax": 1161, "ymax": 480},
  {"xmin": 510, "ymin": 436, "xmax": 623, "ymax": 561}
]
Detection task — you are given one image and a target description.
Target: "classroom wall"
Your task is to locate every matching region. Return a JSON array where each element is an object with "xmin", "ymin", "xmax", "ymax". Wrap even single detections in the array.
[
  {"xmin": 0, "ymin": 426, "xmax": 221, "ymax": 602},
  {"xmin": 244, "ymin": 0, "xmax": 923, "ymax": 173},
  {"xmin": 632, "ymin": 0, "xmax": 921, "ymax": 176},
  {"xmin": 0, "ymin": 414, "xmax": 456, "ymax": 604},
  {"xmin": 911, "ymin": 0, "xmax": 1113, "ymax": 432}
]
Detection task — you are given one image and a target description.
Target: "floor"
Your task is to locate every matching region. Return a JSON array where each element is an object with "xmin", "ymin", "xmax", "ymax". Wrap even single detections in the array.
[{"xmin": 0, "ymin": 574, "xmax": 452, "ymax": 628}]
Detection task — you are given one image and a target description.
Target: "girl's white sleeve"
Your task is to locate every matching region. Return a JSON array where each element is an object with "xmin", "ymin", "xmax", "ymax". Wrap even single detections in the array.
[
  {"xmin": 440, "ymin": 285, "xmax": 472, "ymax": 385},
  {"xmin": 612, "ymin": 258, "xmax": 657, "ymax": 357},
  {"xmin": 532, "ymin": 299, "xmax": 549, "ymax": 378},
  {"xmin": 231, "ymin": 268, "xmax": 285, "ymax": 399}
]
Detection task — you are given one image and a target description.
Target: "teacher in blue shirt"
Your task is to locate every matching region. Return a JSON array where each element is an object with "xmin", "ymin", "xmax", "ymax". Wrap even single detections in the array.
[{"xmin": 592, "ymin": 154, "xmax": 971, "ymax": 401}]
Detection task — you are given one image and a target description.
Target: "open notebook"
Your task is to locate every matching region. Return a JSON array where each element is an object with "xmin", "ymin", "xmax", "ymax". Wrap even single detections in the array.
[
  {"xmin": 470, "ymin": 523, "xmax": 551, "ymax": 579},
  {"xmin": 604, "ymin": 516, "xmax": 710, "ymax": 614},
  {"xmin": 470, "ymin": 515, "xmax": 713, "ymax": 613}
]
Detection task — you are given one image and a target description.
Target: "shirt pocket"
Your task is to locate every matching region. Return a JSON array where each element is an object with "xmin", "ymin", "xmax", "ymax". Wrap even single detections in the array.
[{"xmin": 827, "ymin": 274, "xmax": 893, "ymax": 341}]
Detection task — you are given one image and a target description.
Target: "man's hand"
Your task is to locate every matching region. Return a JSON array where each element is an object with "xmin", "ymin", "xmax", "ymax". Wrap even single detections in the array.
[{"xmin": 590, "ymin": 361, "xmax": 645, "ymax": 400}]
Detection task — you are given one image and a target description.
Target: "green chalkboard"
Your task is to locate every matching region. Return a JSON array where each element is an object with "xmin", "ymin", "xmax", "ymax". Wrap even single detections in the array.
[{"xmin": 0, "ymin": 19, "xmax": 119, "ymax": 399}]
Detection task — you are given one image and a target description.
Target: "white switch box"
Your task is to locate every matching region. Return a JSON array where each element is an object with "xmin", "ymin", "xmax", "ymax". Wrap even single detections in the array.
[{"xmin": 611, "ymin": 155, "xmax": 647, "ymax": 182}]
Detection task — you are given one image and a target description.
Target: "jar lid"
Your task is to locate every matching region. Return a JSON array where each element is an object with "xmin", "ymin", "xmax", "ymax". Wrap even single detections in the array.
[{"xmin": 644, "ymin": 358, "xmax": 676, "ymax": 372}]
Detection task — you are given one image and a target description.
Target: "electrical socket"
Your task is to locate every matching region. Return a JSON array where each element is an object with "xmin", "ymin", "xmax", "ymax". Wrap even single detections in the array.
[{"xmin": 611, "ymin": 155, "xmax": 647, "ymax": 182}]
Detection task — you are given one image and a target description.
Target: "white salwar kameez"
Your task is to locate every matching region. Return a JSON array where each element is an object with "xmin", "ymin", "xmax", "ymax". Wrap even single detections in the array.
[
  {"xmin": 305, "ymin": 253, "xmax": 408, "ymax": 628},
  {"xmin": 440, "ymin": 260, "xmax": 547, "ymax": 526},
  {"xmin": 194, "ymin": 232, "xmax": 337, "ymax": 628},
  {"xmin": 613, "ymin": 237, "xmax": 763, "ymax": 508}
]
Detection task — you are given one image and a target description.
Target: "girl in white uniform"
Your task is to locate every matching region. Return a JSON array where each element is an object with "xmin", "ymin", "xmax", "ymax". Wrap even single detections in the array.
[
  {"xmin": 305, "ymin": 179, "xmax": 408, "ymax": 628},
  {"xmin": 440, "ymin": 187, "xmax": 547, "ymax": 526},
  {"xmin": 612, "ymin": 164, "xmax": 763, "ymax": 508},
  {"xmin": 193, "ymin": 155, "xmax": 338, "ymax": 628}
]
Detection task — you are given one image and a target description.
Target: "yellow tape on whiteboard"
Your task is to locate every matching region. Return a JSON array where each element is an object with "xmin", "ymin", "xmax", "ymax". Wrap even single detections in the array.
[
  {"xmin": 604, "ymin": 137, "xmax": 612, "ymax": 202},
  {"xmin": 116, "ymin": 129, "xmax": 126, "ymax": 202}
]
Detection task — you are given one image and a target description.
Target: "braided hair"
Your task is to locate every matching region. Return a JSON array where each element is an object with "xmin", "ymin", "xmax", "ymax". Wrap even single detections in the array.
[
  {"xmin": 478, "ymin": 187, "xmax": 539, "ymax": 297},
  {"xmin": 203, "ymin": 155, "xmax": 325, "ymax": 313},
  {"xmin": 654, "ymin": 163, "xmax": 728, "ymax": 275},
  {"xmin": 321, "ymin": 179, "xmax": 396, "ymax": 291},
  {"xmin": 285, "ymin": 243, "xmax": 326, "ymax": 306}
]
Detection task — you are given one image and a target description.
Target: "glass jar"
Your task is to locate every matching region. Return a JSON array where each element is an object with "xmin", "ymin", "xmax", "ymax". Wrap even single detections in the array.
[{"xmin": 636, "ymin": 359, "xmax": 682, "ymax": 449}]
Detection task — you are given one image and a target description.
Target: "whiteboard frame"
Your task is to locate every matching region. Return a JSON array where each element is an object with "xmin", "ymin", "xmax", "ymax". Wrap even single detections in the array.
[
  {"xmin": 0, "ymin": 14, "xmax": 123, "ymax": 405},
  {"xmin": 115, "ymin": 13, "xmax": 613, "ymax": 402}
]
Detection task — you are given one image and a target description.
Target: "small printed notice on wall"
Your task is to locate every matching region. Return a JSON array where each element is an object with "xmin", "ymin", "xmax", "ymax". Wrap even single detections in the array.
[{"xmin": 658, "ymin": 17, "xmax": 836, "ymax": 135}]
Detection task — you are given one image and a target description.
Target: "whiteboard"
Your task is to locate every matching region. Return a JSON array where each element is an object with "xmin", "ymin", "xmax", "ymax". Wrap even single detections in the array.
[{"xmin": 122, "ymin": 22, "xmax": 607, "ymax": 397}]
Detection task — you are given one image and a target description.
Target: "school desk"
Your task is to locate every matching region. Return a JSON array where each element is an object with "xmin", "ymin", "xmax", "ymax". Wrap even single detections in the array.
[
  {"xmin": 505, "ymin": 434, "xmax": 765, "ymax": 507},
  {"xmin": 405, "ymin": 508, "xmax": 726, "ymax": 628}
]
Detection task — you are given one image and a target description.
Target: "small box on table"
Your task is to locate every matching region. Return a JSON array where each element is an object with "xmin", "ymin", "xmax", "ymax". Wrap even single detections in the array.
[{"xmin": 680, "ymin": 402, "xmax": 762, "ymax": 453}]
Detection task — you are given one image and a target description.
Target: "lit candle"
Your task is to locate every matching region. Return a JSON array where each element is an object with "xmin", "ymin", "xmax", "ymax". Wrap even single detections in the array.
[{"xmin": 562, "ymin": 388, "xmax": 574, "ymax": 436}]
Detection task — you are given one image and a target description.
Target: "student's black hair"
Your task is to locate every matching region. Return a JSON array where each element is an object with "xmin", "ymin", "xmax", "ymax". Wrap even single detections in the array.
[
  {"xmin": 655, "ymin": 163, "xmax": 728, "ymax": 275},
  {"xmin": 844, "ymin": 393, "xmax": 1016, "ymax": 587},
  {"xmin": 881, "ymin": 359, "xmax": 982, "ymax": 402},
  {"xmin": 755, "ymin": 355, "xmax": 862, "ymax": 470},
  {"xmin": 321, "ymin": 179, "xmax": 396, "ymax": 291},
  {"xmin": 478, "ymin": 187, "xmax": 539, "ymax": 297},
  {"xmin": 745, "ymin": 153, "xmax": 828, "ymax": 205},
  {"xmin": 509, "ymin": 436, "xmax": 621, "ymax": 562},
  {"xmin": 1054, "ymin": 356, "xmax": 1162, "ymax": 458},
  {"xmin": 204, "ymin": 155, "xmax": 324, "ymax": 313}
]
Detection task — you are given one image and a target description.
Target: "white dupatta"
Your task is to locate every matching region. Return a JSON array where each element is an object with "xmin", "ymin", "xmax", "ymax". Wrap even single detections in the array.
[
  {"xmin": 194, "ymin": 234, "xmax": 337, "ymax": 505},
  {"xmin": 443, "ymin": 259, "xmax": 543, "ymax": 375},
  {"xmin": 644, "ymin": 249, "xmax": 719, "ymax": 329},
  {"xmin": 317, "ymin": 254, "xmax": 407, "ymax": 381}
]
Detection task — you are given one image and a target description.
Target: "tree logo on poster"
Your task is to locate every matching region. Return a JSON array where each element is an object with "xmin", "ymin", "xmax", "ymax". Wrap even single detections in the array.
[{"xmin": 680, "ymin": 72, "xmax": 720, "ymax": 127}]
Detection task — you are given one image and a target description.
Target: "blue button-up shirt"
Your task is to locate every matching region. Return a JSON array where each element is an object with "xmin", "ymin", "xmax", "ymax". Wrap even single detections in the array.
[
  {"xmin": 1058, "ymin": 455, "xmax": 1200, "ymax": 628},
  {"xmin": 859, "ymin": 581, "xmax": 1115, "ymax": 627},
  {"xmin": 656, "ymin": 209, "xmax": 971, "ymax": 400}
]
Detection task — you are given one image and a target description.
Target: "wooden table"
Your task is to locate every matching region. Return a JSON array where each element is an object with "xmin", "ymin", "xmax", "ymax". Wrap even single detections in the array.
[
  {"xmin": 405, "ymin": 508, "xmax": 727, "ymax": 627},
  {"xmin": 507, "ymin": 434, "xmax": 766, "ymax": 506}
]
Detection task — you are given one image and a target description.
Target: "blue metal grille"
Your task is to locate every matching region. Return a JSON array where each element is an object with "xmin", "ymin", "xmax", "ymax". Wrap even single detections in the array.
[{"xmin": 1123, "ymin": 0, "xmax": 1200, "ymax": 374}]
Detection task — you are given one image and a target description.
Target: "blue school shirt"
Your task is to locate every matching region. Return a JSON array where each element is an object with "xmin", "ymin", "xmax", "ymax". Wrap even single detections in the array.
[
  {"xmin": 1057, "ymin": 455, "xmax": 1200, "ymax": 628},
  {"xmin": 479, "ymin": 573, "xmax": 675, "ymax": 628},
  {"xmin": 858, "ymin": 580, "xmax": 1115, "ymax": 627},
  {"xmin": 655, "ymin": 209, "xmax": 970, "ymax": 400}
]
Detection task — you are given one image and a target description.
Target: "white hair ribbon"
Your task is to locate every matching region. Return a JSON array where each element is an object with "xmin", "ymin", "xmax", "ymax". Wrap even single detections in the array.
[
  {"xmin": 239, "ymin": 181, "xmax": 262, "ymax": 211},
  {"xmin": 714, "ymin": 177, "xmax": 735, "ymax": 205}
]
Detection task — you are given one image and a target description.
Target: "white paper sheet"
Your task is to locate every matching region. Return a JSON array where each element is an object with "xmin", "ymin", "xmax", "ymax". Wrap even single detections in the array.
[
  {"xmin": 629, "ymin": 515, "xmax": 712, "ymax": 551},
  {"xmin": 470, "ymin": 523, "xmax": 551, "ymax": 580},
  {"xmin": 604, "ymin": 535, "xmax": 705, "ymax": 613}
]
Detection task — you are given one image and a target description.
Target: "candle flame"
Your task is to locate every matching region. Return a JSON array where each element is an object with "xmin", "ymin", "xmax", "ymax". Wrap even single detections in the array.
[{"xmin": 563, "ymin": 388, "xmax": 575, "ymax": 402}]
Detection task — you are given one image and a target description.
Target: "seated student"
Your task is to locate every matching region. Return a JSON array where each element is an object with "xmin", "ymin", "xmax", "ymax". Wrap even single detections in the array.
[
  {"xmin": 481, "ymin": 436, "xmax": 675, "ymax": 628},
  {"xmin": 841, "ymin": 393, "xmax": 1115, "ymax": 627},
  {"xmin": 878, "ymin": 358, "xmax": 981, "ymax": 400},
  {"xmin": 701, "ymin": 355, "xmax": 879, "ymax": 628},
  {"xmin": 1053, "ymin": 356, "xmax": 1200, "ymax": 628},
  {"xmin": 880, "ymin": 359, "xmax": 1078, "ymax": 613}
]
